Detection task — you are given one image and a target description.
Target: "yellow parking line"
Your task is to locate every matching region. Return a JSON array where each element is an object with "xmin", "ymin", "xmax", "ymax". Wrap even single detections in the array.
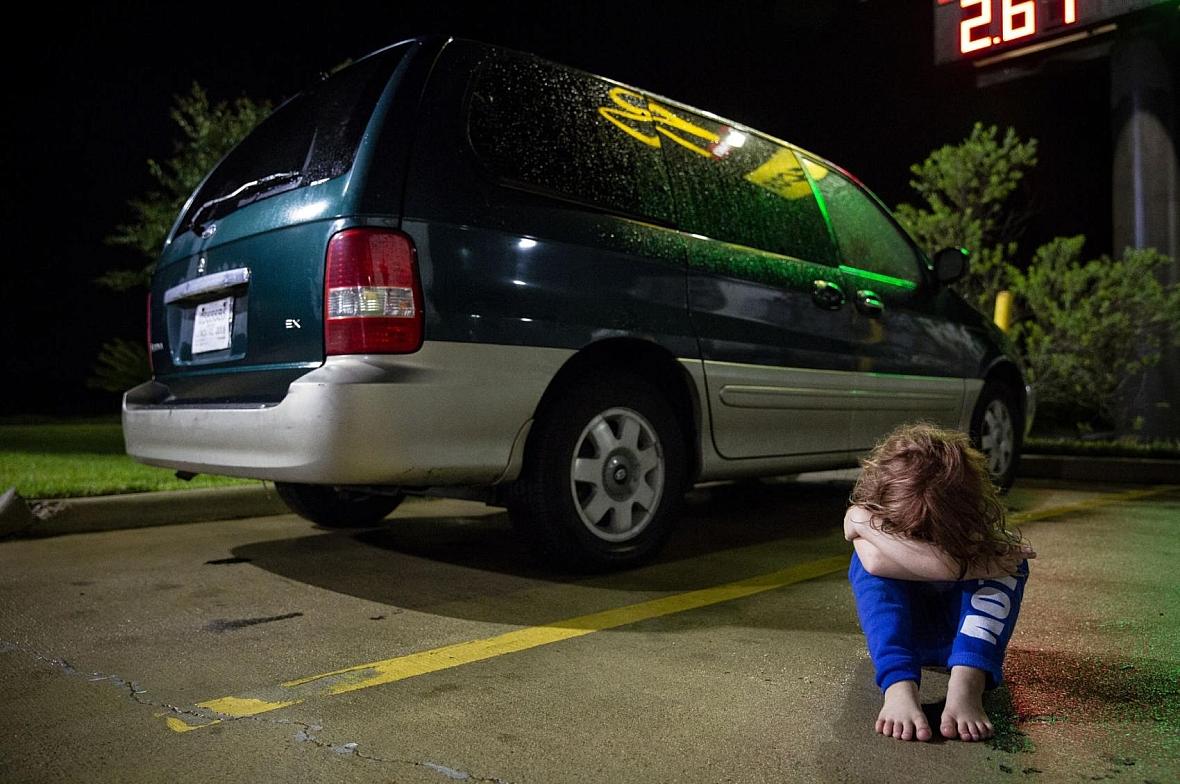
[
  {"xmin": 1009, "ymin": 484, "xmax": 1177, "ymax": 525},
  {"xmin": 165, "ymin": 554, "xmax": 849, "ymax": 732},
  {"xmin": 287, "ymin": 554, "xmax": 850, "ymax": 695},
  {"xmin": 165, "ymin": 483, "xmax": 1177, "ymax": 733}
]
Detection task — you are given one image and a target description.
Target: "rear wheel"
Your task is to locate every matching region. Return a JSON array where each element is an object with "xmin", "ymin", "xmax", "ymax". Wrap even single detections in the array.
[
  {"xmin": 274, "ymin": 483, "xmax": 404, "ymax": 528},
  {"xmin": 970, "ymin": 382, "xmax": 1021, "ymax": 492},
  {"xmin": 508, "ymin": 373, "xmax": 688, "ymax": 571}
]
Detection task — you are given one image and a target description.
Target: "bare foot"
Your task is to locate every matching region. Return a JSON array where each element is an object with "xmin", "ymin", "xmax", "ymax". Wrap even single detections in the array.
[
  {"xmin": 941, "ymin": 666, "xmax": 994, "ymax": 741},
  {"xmin": 877, "ymin": 680, "xmax": 932, "ymax": 741}
]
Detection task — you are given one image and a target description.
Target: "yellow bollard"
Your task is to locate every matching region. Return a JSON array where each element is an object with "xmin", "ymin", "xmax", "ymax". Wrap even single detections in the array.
[{"xmin": 993, "ymin": 290, "xmax": 1013, "ymax": 333}]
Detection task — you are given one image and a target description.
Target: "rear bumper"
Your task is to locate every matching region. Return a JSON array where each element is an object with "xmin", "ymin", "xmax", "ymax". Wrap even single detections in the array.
[{"xmin": 123, "ymin": 341, "xmax": 571, "ymax": 485}]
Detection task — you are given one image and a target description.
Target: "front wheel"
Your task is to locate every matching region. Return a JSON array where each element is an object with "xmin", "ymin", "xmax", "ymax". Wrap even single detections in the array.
[
  {"xmin": 508, "ymin": 374, "xmax": 688, "ymax": 571},
  {"xmin": 970, "ymin": 382, "xmax": 1022, "ymax": 492},
  {"xmin": 274, "ymin": 483, "xmax": 404, "ymax": 528}
]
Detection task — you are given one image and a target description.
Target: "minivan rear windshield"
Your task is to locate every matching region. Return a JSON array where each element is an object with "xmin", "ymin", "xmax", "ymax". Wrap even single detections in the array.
[{"xmin": 177, "ymin": 44, "xmax": 408, "ymax": 235}]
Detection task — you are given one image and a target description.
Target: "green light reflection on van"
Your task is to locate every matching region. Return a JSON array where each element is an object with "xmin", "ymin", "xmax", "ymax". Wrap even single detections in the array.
[{"xmin": 838, "ymin": 264, "xmax": 918, "ymax": 291}]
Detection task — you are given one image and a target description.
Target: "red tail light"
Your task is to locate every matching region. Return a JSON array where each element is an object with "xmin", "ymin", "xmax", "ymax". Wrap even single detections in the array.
[{"xmin": 324, "ymin": 228, "xmax": 424, "ymax": 355}]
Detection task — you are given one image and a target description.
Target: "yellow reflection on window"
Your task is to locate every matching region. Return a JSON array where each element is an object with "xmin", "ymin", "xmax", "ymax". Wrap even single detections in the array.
[
  {"xmin": 600, "ymin": 89, "xmax": 830, "ymax": 205},
  {"xmin": 598, "ymin": 87, "xmax": 718, "ymax": 158},
  {"xmin": 744, "ymin": 150, "xmax": 828, "ymax": 201},
  {"xmin": 598, "ymin": 87, "xmax": 660, "ymax": 147}
]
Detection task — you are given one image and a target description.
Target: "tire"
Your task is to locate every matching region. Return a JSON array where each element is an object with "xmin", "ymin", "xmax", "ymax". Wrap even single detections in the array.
[
  {"xmin": 508, "ymin": 373, "xmax": 688, "ymax": 571},
  {"xmin": 970, "ymin": 382, "xmax": 1022, "ymax": 492},
  {"xmin": 274, "ymin": 482, "xmax": 404, "ymax": 528}
]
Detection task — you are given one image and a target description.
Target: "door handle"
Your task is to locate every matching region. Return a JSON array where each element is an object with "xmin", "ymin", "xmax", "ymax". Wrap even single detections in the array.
[
  {"xmin": 855, "ymin": 289, "xmax": 884, "ymax": 317},
  {"xmin": 811, "ymin": 280, "xmax": 845, "ymax": 310}
]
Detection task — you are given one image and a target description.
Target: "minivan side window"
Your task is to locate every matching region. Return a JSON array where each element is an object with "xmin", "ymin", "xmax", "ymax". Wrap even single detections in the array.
[
  {"xmin": 804, "ymin": 158, "xmax": 925, "ymax": 289},
  {"xmin": 176, "ymin": 45, "xmax": 407, "ymax": 234},
  {"xmin": 652, "ymin": 107, "xmax": 835, "ymax": 266},
  {"xmin": 466, "ymin": 54, "xmax": 675, "ymax": 224}
]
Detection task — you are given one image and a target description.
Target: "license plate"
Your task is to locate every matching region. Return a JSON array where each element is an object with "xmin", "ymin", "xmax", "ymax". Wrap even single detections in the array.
[{"xmin": 192, "ymin": 296, "xmax": 235, "ymax": 354}]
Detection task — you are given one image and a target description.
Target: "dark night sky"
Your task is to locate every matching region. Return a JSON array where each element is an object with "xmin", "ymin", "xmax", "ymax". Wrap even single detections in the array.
[{"xmin": 1, "ymin": 0, "xmax": 1142, "ymax": 417}]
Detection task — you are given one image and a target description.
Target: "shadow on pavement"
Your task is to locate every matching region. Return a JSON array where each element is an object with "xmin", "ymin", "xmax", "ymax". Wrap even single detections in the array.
[{"xmin": 228, "ymin": 477, "xmax": 855, "ymax": 627}]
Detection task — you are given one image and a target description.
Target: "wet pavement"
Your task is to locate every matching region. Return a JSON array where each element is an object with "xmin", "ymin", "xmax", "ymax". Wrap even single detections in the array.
[{"xmin": 0, "ymin": 477, "xmax": 1176, "ymax": 783}]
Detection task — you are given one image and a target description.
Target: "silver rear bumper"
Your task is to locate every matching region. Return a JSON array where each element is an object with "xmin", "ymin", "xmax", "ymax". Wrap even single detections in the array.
[{"xmin": 123, "ymin": 341, "xmax": 571, "ymax": 485}]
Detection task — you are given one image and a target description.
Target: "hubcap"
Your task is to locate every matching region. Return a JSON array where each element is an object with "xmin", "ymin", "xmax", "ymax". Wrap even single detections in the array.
[
  {"xmin": 980, "ymin": 399, "xmax": 1015, "ymax": 478},
  {"xmin": 570, "ymin": 407, "xmax": 664, "ymax": 542}
]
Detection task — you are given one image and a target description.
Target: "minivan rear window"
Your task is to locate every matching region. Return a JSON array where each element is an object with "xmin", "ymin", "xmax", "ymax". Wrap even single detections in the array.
[
  {"xmin": 176, "ymin": 45, "xmax": 407, "ymax": 235},
  {"xmin": 467, "ymin": 53, "xmax": 675, "ymax": 224}
]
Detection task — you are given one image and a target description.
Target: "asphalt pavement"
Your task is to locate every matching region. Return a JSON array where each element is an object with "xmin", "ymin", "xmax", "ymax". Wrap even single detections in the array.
[{"xmin": 1, "ymin": 477, "xmax": 1176, "ymax": 783}]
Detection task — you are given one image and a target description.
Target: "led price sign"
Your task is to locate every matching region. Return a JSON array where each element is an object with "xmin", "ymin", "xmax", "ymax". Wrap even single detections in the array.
[{"xmin": 933, "ymin": 0, "xmax": 1172, "ymax": 64}]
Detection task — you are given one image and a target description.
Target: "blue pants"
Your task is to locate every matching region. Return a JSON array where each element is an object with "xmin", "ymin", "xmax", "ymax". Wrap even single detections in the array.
[{"xmin": 849, "ymin": 552, "xmax": 1028, "ymax": 692}]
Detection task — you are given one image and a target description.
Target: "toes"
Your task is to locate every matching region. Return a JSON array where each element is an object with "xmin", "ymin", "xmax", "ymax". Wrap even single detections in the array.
[
  {"xmin": 940, "ymin": 710, "xmax": 995, "ymax": 741},
  {"xmin": 879, "ymin": 713, "xmax": 934, "ymax": 742}
]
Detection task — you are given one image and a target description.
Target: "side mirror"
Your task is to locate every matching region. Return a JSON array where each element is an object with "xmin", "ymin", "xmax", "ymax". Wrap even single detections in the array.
[{"xmin": 933, "ymin": 247, "xmax": 969, "ymax": 285}]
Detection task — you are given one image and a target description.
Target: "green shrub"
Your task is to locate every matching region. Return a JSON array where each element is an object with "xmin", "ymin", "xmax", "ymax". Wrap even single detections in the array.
[
  {"xmin": 1009, "ymin": 238, "xmax": 1180, "ymax": 426},
  {"xmin": 895, "ymin": 123, "xmax": 1037, "ymax": 315}
]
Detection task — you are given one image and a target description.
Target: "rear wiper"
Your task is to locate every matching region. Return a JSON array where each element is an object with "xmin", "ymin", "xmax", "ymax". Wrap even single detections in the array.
[{"xmin": 189, "ymin": 171, "xmax": 303, "ymax": 233}]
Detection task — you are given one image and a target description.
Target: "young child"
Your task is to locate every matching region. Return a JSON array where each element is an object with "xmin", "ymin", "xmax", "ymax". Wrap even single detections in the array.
[{"xmin": 845, "ymin": 423, "xmax": 1035, "ymax": 742}]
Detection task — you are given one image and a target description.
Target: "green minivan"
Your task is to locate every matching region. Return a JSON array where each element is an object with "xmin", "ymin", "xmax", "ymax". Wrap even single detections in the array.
[{"xmin": 123, "ymin": 37, "xmax": 1032, "ymax": 569}]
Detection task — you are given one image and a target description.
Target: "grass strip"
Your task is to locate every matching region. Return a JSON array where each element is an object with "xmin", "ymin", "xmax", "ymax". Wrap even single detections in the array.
[
  {"xmin": 1026, "ymin": 436, "xmax": 1180, "ymax": 460},
  {"xmin": 0, "ymin": 423, "xmax": 251, "ymax": 499}
]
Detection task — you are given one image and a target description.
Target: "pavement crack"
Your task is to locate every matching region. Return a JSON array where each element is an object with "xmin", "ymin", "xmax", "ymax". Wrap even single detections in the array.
[
  {"xmin": 272, "ymin": 714, "xmax": 512, "ymax": 782},
  {"xmin": 88, "ymin": 673, "xmax": 152, "ymax": 705},
  {"xmin": 288, "ymin": 719, "xmax": 329, "ymax": 747},
  {"xmin": 0, "ymin": 638, "xmax": 188, "ymax": 717}
]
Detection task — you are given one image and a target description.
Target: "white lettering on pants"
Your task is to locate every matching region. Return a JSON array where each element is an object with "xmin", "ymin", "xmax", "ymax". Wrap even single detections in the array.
[
  {"xmin": 959, "ymin": 579, "xmax": 1018, "ymax": 645},
  {"xmin": 960, "ymin": 614, "xmax": 1006, "ymax": 644},
  {"xmin": 970, "ymin": 586, "xmax": 1012, "ymax": 619}
]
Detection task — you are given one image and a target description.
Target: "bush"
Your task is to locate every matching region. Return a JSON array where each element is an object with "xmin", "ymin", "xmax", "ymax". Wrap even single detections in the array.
[
  {"xmin": 1008, "ymin": 237, "xmax": 1180, "ymax": 426},
  {"xmin": 103, "ymin": 84, "xmax": 272, "ymax": 289},
  {"xmin": 895, "ymin": 123, "xmax": 1038, "ymax": 315},
  {"xmin": 86, "ymin": 338, "xmax": 151, "ymax": 394}
]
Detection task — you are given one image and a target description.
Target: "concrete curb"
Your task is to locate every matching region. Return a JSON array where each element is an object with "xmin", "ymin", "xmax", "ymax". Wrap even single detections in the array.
[
  {"xmin": 1, "ymin": 484, "xmax": 289, "ymax": 538},
  {"xmin": 1019, "ymin": 454, "xmax": 1180, "ymax": 484}
]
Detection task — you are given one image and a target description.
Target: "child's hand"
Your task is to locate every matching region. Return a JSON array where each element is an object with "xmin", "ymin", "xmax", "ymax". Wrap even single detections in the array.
[{"xmin": 986, "ymin": 543, "xmax": 1036, "ymax": 577}]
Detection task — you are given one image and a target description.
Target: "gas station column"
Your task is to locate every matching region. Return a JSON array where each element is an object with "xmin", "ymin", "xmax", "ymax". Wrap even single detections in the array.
[{"xmin": 1111, "ymin": 34, "xmax": 1179, "ymax": 437}]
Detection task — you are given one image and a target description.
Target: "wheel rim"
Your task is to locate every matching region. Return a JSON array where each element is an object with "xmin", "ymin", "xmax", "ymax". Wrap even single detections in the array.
[
  {"xmin": 569, "ymin": 407, "xmax": 664, "ymax": 543},
  {"xmin": 980, "ymin": 399, "xmax": 1015, "ymax": 478}
]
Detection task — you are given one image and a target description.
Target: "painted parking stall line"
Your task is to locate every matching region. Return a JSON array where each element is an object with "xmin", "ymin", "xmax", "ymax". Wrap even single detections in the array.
[
  {"xmin": 1007, "ymin": 485, "xmax": 1178, "ymax": 525},
  {"xmin": 164, "ymin": 484, "xmax": 1178, "ymax": 734},
  {"xmin": 164, "ymin": 554, "xmax": 850, "ymax": 732}
]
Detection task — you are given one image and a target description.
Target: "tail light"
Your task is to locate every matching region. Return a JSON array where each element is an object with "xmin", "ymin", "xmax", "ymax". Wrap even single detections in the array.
[{"xmin": 324, "ymin": 228, "xmax": 424, "ymax": 355}]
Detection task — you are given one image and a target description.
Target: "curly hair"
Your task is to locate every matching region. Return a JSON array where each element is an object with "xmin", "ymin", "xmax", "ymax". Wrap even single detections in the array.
[{"xmin": 850, "ymin": 423, "xmax": 1020, "ymax": 578}]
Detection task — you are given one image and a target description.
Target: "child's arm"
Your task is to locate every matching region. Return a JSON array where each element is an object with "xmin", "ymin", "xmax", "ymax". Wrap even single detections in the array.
[{"xmin": 844, "ymin": 506, "xmax": 1035, "ymax": 581}]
